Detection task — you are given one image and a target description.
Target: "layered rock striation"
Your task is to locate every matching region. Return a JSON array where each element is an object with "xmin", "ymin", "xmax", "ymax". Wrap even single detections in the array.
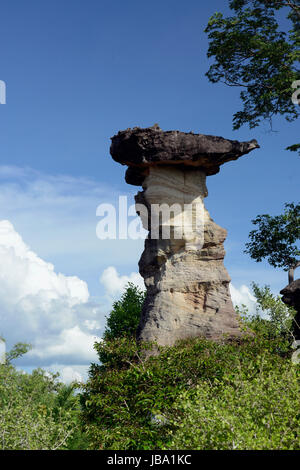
[{"xmin": 110, "ymin": 125, "xmax": 259, "ymax": 346}]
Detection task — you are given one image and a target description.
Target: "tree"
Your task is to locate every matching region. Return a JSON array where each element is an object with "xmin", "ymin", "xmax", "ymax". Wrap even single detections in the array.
[
  {"xmin": 103, "ymin": 282, "xmax": 146, "ymax": 341},
  {"xmin": 89, "ymin": 283, "xmax": 145, "ymax": 373},
  {"xmin": 205, "ymin": 0, "xmax": 300, "ymax": 154},
  {"xmin": 235, "ymin": 282, "xmax": 296, "ymax": 337},
  {"xmin": 4, "ymin": 341, "xmax": 32, "ymax": 364},
  {"xmin": 245, "ymin": 202, "xmax": 300, "ymax": 283},
  {"xmin": 0, "ymin": 340, "xmax": 83, "ymax": 450}
]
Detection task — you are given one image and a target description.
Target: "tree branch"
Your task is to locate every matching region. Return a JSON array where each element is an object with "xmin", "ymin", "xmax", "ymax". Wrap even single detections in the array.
[
  {"xmin": 278, "ymin": 1, "xmax": 300, "ymax": 21},
  {"xmin": 288, "ymin": 261, "xmax": 300, "ymax": 284}
]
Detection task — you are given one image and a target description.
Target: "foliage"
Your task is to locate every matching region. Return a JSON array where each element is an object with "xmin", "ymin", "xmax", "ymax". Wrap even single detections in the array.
[
  {"xmin": 236, "ymin": 281, "xmax": 296, "ymax": 338},
  {"xmin": 165, "ymin": 360, "xmax": 299, "ymax": 450},
  {"xmin": 81, "ymin": 319, "xmax": 298, "ymax": 450},
  {"xmin": 205, "ymin": 0, "xmax": 300, "ymax": 154},
  {"xmin": 3, "ymin": 281, "xmax": 297, "ymax": 451},
  {"xmin": 0, "ymin": 284, "xmax": 145, "ymax": 450},
  {"xmin": 97, "ymin": 283, "xmax": 145, "ymax": 370},
  {"xmin": 103, "ymin": 283, "xmax": 145, "ymax": 342},
  {"xmin": 252, "ymin": 281, "xmax": 296, "ymax": 333},
  {"xmin": 0, "ymin": 342, "xmax": 87, "ymax": 450},
  {"xmin": 5, "ymin": 342, "xmax": 32, "ymax": 364},
  {"xmin": 245, "ymin": 202, "xmax": 300, "ymax": 272}
]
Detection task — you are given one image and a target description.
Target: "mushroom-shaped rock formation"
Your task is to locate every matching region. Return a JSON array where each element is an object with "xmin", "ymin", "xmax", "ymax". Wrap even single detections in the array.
[
  {"xmin": 280, "ymin": 279, "xmax": 300, "ymax": 340},
  {"xmin": 110, "ymin": 125, "xmax": 259, "ymax": 347}
]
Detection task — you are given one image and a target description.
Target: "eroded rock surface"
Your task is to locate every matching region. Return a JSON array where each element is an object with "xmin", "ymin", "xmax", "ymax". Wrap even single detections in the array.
[
  {"xmin": 110, "ymin": 125, "xmax": 259, "ymax": 346},
  {"xmin": 111, "ymin": 124, "xmax": 259, "ymax": 181},
  {"xmin": 281, "ymin": 279, "xmax": 300, "ymax": 340},
  {"xmin": 135, "ymin": 166, "xmax": 243, "ymax": 346}
]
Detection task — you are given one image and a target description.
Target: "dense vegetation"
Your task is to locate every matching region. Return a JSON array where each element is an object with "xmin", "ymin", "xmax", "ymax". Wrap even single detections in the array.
[
  {"xmin": 1, "ymin": 282, "xmax": 299, "ymax": 450},
  {"xmin": 80, "ymin": 283, "xmax": 300, "ymax": 450},
  {"xmin": 0, "ymin": 342, "xmax": 88, "ymax": 450}
]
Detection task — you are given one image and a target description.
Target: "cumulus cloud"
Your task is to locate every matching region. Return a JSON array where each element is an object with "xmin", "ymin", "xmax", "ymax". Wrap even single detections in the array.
[
  {"xmin": 0, "ymin": 220, "xmax": 101, "ymax": 366},
  {"xmin": 100, "ymin": 266, "xmax": 145, "ymax": 297},
  {"xmin": 0, "ymin": 166, "xmax": 145, "ymax": 381},
  {"xmin": 56, "ymin": 366, "xmax": 84, "ymax": 384},
  {"xmin": 0, "ymin": 165, "xmax": 143, "ymax": 271},
  {"xmin": 45, "ymin": 364, "xmax": 90, "ymax": 384},
  {"xmin": 230, "ymin": 283, "xmax": 257, "ymax": 315}
]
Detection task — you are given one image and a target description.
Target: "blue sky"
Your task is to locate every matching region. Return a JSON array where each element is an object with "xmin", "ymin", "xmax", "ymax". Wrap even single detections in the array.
[{"xmin": 0, "ymin": 0, "xmax": 299, "ymax": 381}]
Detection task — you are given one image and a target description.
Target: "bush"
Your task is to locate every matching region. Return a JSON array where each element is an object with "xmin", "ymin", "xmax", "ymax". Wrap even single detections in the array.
[
  {"xmin": 0, "ymin": 342, "xmax": 87, "ymax": 450},
  {"xmin": 166, "ymin": 358, "xmax": 299, "ymax": 450},
  {"xmin": 80, "ymin": 283, "xmax": 299, "ymax": 450},
  {"xmin": 81, "ymin": 331, "xmax": 299, "ymax": 450},
  {"xmin": 0, "ymin": 364, "xmax": 79, "ymax": 450},
  {"xmin": 235, "ymin": 282, "xmax": 296, "ymax": 340}
]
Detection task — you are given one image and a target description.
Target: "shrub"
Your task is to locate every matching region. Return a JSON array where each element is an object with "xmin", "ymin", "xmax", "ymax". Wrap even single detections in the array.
[
  {"xmin": 235, "ymin": 282, "xmax": 296, "ymax": 340},
  {"xmin": 81, "ymin": 332, "xmax": 298, "ymax": 449},
  {"xmin": 0, "ymin": 364, "xmax": 79, "ymax": 450},
  {"xmin": 166, "ymin": 358, "xmax": 299, "ymax": 450},
  {"xmin": 0, "ymin": 342, "xmax": 87, "ymax": 450},
  {"xmin": 81, "ymin": 283, "xmax": 299, "ymax": 450}
]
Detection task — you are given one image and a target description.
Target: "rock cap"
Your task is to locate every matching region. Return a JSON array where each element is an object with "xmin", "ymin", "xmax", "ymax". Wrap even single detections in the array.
[
  {"xmin": 280, "ymin": 279, "xmax": 300, "ymax": 310},
  {"xmin": 110, "ymin": 124, "xmax": 259, "ymax": 184}
]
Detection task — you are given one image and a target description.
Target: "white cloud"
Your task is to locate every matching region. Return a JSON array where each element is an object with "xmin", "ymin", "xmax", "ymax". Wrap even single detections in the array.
[
  {"xmin": 45, "ymin": 364, "xmax": 89, "ymax": 384},
  {"xmin": 230, "ymin": 283, "xmax": 257, "ymax": 315},
  {"xmin": 100, "ymin": 266, "xmax": 145, "ymax": 297},
  {"xmin": 0, "ymin": 220, "xmax": 101, "ymax": 366},
  {"xmin": 0, "ymin": 165, "xmax": 143, "ymax": 273},
  {"xmin": 0, "ymin": 165, "xmax": 145, "ymax": 377},
  {"xmin": 57, "ymin": 366, "xmax": 84, "ymax": 384},
  {"xmin": 30, "ymin": 326, "xmax": 98, "ymax": 362}
]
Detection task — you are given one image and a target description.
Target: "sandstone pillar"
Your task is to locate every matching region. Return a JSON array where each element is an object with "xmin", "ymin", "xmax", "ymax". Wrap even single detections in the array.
[{"xmin": 110, "ymin": 125, "xmax": 259, "ymax": 346}]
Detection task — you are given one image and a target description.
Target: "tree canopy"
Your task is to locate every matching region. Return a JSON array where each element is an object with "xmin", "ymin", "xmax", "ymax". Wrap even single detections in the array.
[
  {"xmin": 245, "ymin": 202, "xmax": 300, "ymax": 282},
  {"xmin": 103, "ymin": 282, "xmax": 145, "ymax": 341},
  {"xmin": 0, "ymin": 341, "xmax": 85, "ymax": 450},
  {"xmin": 205, "ymin": 0, "xmax": 300, "ymax": 154}
]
